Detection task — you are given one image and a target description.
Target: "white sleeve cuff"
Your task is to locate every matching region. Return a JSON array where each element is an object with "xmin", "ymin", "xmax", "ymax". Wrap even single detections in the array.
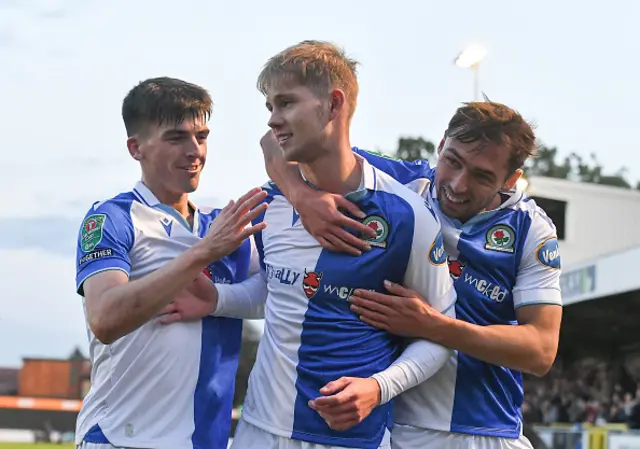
[
  {"xmin": 212, "ymin": 273, "xmax": 268, "ymax": 319},
  {"xmin": 513, "ymin": 288, "xmax": 562, "ymax": 309},
  {"xmin": 371, "ymin": 339, "xmax": 451, "ymax": 405}
]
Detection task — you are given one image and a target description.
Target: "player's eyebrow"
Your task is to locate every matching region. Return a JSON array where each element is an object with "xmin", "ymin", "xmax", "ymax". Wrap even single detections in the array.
[
  {"xmin": 163, "ymin": 129, "xmax": 189, "ymax": 137},
  {"xmin": 448, "ymin": 147, "xmax": 497, "ymax": 181},
  {"xmin": 163, "ymin": 127, "xmax": 209, "ymax": 138}
]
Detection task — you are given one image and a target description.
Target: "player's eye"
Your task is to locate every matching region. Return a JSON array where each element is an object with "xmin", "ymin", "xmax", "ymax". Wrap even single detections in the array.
[{"xmin": 445, "ymin": 156, "xmax": 460, "ymax": 168}]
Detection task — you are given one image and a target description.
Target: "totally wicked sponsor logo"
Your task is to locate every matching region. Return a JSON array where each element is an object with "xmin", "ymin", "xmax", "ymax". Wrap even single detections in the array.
[{"xmin": 462, "ymin": 272, "xmax": 508, "ymax": 302}]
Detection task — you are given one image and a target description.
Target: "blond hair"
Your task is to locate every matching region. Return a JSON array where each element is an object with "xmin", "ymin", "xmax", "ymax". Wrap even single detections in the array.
[{"xmin": 257, "ymin": 40, "xmax": 359, "ymax": 120}]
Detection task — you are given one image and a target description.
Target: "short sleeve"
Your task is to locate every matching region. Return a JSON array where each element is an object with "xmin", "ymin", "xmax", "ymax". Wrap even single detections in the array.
[
  {"xmin": 76, "ymin": 198, "xmax": 135, "ymax": 296},
  {"xmin": 353, "ymin": 148, "xmax": 434, "ymax": 196},
  {"xmin": 512, "ymin": 210, "xmax": 562, "ymax": 309},
  {"xmin": 403, "ymin": 200, "xmax": 456, "ymax": 313}
]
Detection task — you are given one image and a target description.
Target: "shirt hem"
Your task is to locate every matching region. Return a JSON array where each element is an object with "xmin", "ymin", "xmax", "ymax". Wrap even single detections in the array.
[
  {"xmin": 241, "ymin": 412, "xmax": 385, "ymax": 448},
  {"xmin": 393, "ymin": 421, "xmax": 521, "ymax": 439}
]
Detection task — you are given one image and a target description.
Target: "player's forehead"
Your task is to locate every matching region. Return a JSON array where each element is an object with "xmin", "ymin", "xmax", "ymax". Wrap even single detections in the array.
[
  {"xmin": 443, "ymin": 137, "xmax": 509, "ymax": 176},
  {"xmin": 156, "ymin": 115, "xmax": 209, "ymax": 135},
  {"xmin": 264, "ymin": 78, "xmax": 317, "ymax": 103}
]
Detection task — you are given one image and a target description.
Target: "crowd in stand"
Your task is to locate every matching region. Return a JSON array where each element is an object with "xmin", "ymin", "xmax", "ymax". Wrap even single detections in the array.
[{"xmin": 523, "ymin": 359, "xmax": 640, "ymax": 428}]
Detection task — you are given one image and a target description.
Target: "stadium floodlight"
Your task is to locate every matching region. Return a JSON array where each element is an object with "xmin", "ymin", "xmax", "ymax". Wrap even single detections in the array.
[
  {"xmin": 454, "ymin": 44, "xmax": 487, "ymax": 101},
  {"xmin": 516, "ymin": 177, "xmax": 529, "ymax": 192}
]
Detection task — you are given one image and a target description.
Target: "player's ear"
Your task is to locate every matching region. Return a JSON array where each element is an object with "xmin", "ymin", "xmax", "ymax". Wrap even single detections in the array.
[
  {"xmin": 503, "ymin": 168, "xmax": 523, "ymax": 191},
  {"xmin": 127, "ymin": 136, "xmax": 142, "ymax": 161},
  {"xmin": 437, "ymin": 135, "xmax": 446, "ymax": 155},
  {"xmin": 328, "ymin": 89, "xmax": 346, "ymax": 121}
]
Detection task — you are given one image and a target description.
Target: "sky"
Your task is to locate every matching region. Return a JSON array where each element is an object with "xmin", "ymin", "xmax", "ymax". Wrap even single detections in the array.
[{"xmin": 1, "ymin": 0, "xmax": 638, "ymax": 367}]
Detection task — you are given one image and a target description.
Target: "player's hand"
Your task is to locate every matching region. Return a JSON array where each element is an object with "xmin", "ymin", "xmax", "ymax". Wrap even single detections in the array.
[
  {"xmin": 260, "ymin": 130, "xmax": 375, "ymax": 256},
  {"xmin": 158, "ymin": 272, "xmax": 218, "ymax": 324},
  {"xmin": 198, "ymin": 187, "xmax": 268, "ymax": 261},
  {"xmin": 348, "ymin": 280, "xmax": 443, "ymax": 339},
  {"xmin": 294, "ymin": 191, "xmax": 376, "ymax": 257},
  {"xmin": 309, "ymin": 377, "xmax": 381, "ymax": 431}
]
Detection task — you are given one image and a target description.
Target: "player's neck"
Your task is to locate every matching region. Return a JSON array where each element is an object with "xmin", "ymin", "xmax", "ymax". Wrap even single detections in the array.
[
  {"xmin": 141, "ymin": 178, "xmax": 191, "ymax": 219},
  {"xmin": 299, "ymin": 142, "xmax": 361, "ymax": 195}
]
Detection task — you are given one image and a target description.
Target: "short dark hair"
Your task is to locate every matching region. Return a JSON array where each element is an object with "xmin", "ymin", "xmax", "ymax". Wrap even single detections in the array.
[
  {"xmin": 122, "ymin": 77, "xmax": 213, "ymax": 137},
  {"xmin": 445, "ymin": 101, "xmax": 536, "ymax": 174}
]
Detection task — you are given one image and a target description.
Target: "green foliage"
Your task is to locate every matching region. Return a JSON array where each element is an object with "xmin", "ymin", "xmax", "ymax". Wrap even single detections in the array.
[{"xmin": 389, "ymin": 137, "xmax": 634, "ymax": 189}]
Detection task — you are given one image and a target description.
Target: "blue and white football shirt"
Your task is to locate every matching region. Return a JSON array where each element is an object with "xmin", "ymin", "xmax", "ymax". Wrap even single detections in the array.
[
  {"xmin": 354, "ymin": 148, "xmax": 562, "ymax": 439},
  {"xmin": 74, "ymin": 181, "xmax": 255, "ymax": 449},
  {"xmin": 237, "ymin": 156, "xmax": 456, "ymax": 449}
]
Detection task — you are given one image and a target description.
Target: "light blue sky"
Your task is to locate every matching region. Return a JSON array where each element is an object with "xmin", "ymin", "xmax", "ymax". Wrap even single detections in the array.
[{"xmin": 1, "ymin": 0, "xmax": 637, "ymax": 366}]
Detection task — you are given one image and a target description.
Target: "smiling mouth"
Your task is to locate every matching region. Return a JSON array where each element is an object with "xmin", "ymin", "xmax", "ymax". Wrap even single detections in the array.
[
  {"xmin": 182, "ymin": 166, "xmax": 201, "ymax": 173},
  {"xmin": 276, "ymin": 134, "xmax": 292, "ymax": 144},
  {"xmin": 443, "ymin": 186, "xmax": 469, "ymax": 205}
]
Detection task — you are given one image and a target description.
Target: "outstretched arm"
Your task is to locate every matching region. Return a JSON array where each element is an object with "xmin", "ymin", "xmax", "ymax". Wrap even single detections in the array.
[{"xmin": 349, "ymin": 214, "xmax": 563, "ymax": 377}]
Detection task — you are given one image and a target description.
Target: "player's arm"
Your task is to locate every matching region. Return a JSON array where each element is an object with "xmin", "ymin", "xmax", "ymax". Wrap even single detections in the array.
[
  {"xmin": 311, "ymin": 204, "xmax": 456, "ymax": 430},
  {"xmin": 260, "ymin": 131, "xmax": 374, "ymax": 255},
  {"xmin": 158, "ymin": 223, "xmax": 269, "ymax": 323},
  {"xmin": 423, "ymin": 217, "xmax": 562, "ymax": 377},
  {"xmin": 368, "ymin": 206, "xmax": 456, "ymax": 404},
  {"xmin": 81, "ymin": 188, "xmax": 267, "ymax": 344},
  {"xmin": 351, "ymin": 213, "xmax": 562, "ymax": 377},
  {"xmin": 211, "ymin": 233, "xmax": 268, "ymax": 319}
]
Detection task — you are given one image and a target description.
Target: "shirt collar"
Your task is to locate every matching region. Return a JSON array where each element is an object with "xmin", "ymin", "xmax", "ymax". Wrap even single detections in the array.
[{"xmin": 133, "ymin": 180, "xmax": 200, "ymax": 233}]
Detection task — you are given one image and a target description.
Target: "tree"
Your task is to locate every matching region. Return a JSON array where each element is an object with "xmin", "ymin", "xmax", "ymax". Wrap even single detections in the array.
[
  {"xmin": 390, "ymin": 137, "xmax": 635, "ymax": 190},
  {"xmin": 393, "ymin": 137, "xmax": 437, "ymax": 165},
  {"xmin": 525, "ymin": 145, "xmax": 632, "ymax": 189}
]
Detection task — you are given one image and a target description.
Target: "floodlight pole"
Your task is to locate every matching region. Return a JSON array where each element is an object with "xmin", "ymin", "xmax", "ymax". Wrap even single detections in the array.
[{"xmin": 472, "ymin": 63, "xmax": 480, "ymax": 101}]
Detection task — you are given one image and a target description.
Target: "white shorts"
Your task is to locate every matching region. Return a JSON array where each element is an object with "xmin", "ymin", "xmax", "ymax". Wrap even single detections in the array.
[
  {"xmin": 77, "ymin": 441, "xmax": 234, "ymax": 449},
  {"xmin": 391, "ymin": 425, "xmax": 533, "ymax": 449},
  {"xmin": 231, "ymin": 419, "xmax": 391, "ymax": 449},
  {"xmin": 76, "ymin": 443, "xmax": 135, "ymax": 449}
]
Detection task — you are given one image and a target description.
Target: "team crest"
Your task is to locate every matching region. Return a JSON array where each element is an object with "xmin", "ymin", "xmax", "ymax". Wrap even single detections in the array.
[
  {"xmin": 81, "ymin": 214, "xmax": 106, "ymax": 252},
  {"xmin": 447, "ymin": 258, "xmax": 466, "ymax": 280},
  {"xmin": 362, "ymin": 215, "xmax": 389, "ymax": 249},
  {"xmin": 485, "ymin": 225, "xmax": 515, "ymax": 253},
  {"xmin": 302, "ymin": 269, "xmax": 323, "ymax": 299}
]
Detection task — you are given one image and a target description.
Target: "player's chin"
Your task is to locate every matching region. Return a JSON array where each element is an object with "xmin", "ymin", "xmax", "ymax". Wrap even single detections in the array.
[
  {"xmin": 179, "ymin": 175, "xmax": 200, "ymax": 193},
  {"xmin": 282, "ymin": 145, "xmax": 302, "ymax": 162},
  {"xmin": 440, "ymin": 201, "xmax": 472, "ymax": 221}
]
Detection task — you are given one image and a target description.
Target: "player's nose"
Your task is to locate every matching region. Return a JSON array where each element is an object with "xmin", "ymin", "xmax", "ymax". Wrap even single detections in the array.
[
  {"xmin": 184, "ymin": 135, "xmax": 205, "ymax": 158},
  {"xmin": 449, "ymin": 172, "xmax": 469, "ymax": 194},
  {"xmin": 268, "ymin": 110, "xmax": 284, "ymax": 129}
]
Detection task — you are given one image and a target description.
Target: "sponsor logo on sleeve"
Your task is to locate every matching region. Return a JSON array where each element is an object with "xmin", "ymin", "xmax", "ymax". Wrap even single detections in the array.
[
  {"xmin": 78, "ymin": 248, "xmax": 113, "ymax": 266},
  {"xmin": 81, "ymin": 214, "xmax": 106, "ymax": 252},
  {"xmin": 485, "ymin": 224, "xmax": 516, "ymax": 253},
  {"xmin": 429, "ymin": 232, "xmax": 447, "ymax": 265},
  {"xmin": 536, "ymin": 237, "xmax": 561, "ymax": 269}
]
